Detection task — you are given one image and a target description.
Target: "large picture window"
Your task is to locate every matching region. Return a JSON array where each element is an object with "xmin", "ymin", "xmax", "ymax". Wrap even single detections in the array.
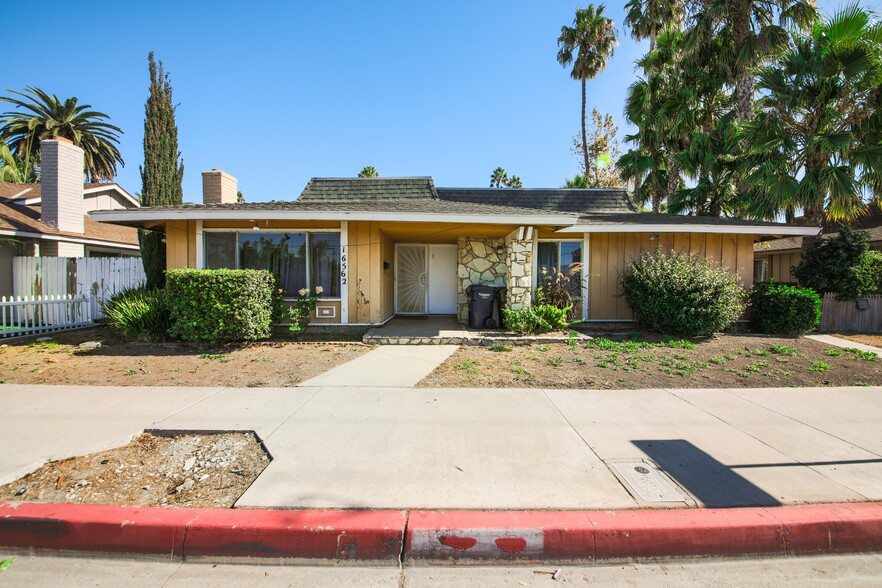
[{"xmin": 204, "ymin": 231, "xmax": 341, "ymax": 298}]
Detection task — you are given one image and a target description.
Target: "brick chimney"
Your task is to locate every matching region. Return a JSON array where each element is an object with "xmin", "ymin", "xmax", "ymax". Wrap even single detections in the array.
[
  {"xmin": 202, "ymin": 169, "xmax": 238, "ymax": 204},
  {"xmin": 41, "ymin": 138, "xmax": 85, "ymax": 233}
]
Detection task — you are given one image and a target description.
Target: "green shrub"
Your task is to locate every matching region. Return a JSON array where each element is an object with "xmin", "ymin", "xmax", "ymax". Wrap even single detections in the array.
[
  {"xmin": 750, "ymin": 280, "xmax": 821, "ymax": 334},
  {"xmin": 503, "ymin": 304, "xmax": 570, "ymax": 334},
  {"xmin": 620, "ymin": 249, "xmax": 746, "ymax": 337},
  {"xmin": 166, "ymin": 269, "xmax": 279, "ymax": 342},
  {"xmin": 793, "ymin": 228, "xmax": 882, "ymax": 300},
  {"xmin": 102, "ymin": 287, "xmax": 171, "ymax": 341}
]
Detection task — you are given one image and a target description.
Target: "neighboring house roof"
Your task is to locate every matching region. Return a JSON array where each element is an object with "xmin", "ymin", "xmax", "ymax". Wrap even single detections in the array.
[
  {"xmin": 754, "ymin": 203, "xmax": 882, "ymax": 253},
  {"xmin": 0, "ymin": 200, "xmax": 139, "ymax": 248},
  {"xmin": 1, "ymin": 181, "xmax": 139, "ymax": 208},
  {"xmin": 90, "ymin": 176, "xmax": 819, "ymax": 237}
]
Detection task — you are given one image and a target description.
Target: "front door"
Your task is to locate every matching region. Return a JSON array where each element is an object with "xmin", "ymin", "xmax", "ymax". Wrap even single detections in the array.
[
  {"xmin": 428, "ymin": 244, "xmax": 457, "ymax": 314},
  {"xmin": 395, "ymin": 243, "xmax": 457, "ymax": 315},
  {"xmin": 395, "ymin": 244, "xmax": 428, "ymax": 314}
]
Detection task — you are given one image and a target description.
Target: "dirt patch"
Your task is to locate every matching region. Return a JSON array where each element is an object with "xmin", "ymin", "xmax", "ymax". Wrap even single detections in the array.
[
  {"xmin": 0, "ymin": 432, "xmax": 269, "ymax": 508},
  {"xmin": 419, "ymin": 334, "xmax": 882, "ymax": 389},
  {"xmin": 829, "ymin": 333, "xmax": 882, "ymax": 348},
  {"xmin": 0, "ymin": 326, "xmax": 369, "ymax": 387}
]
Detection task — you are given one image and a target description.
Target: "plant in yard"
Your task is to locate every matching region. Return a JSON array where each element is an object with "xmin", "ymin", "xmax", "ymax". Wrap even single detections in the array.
[
  {"xmin": 750, "ymin": 280, "xmax": 821, "ymax": 334},
  {"xmin": 166, "ymin": 269, "xmax": 279, "ymax": 342},
  {"xmin": 288, "ymin": 286, "xmax": 323, "ymax": 334},
  {"xmin": 489, "ymin": 343, "xmax": 512, "ymax": 352},
  {"xmin": 102, "ymin": 287, "xmax": 171, "ymax": 341},
  {"xmin": 793, "ymin": 229, "xmax": 882, "ymax": 300},
  {"xmin": 503, "ymin": 305, "xmax": 569, "ymax": 334},
  {"xmin": 535, "ymin": 264, "xmax": 582, "ymax": 318},
  {"xmin": 844, "ymin": 348, "xmax": 879, "ymax": 362},
  {"xmin": 823, "ymin": 348, "xmax": 841, "ymax": 357},
  {"xmin": 809, "ymin": 361, "xmax": 830, "ymax": 373},
  {"xmin": 620, "ymin": 248, "xmax": 746, "ymax": 337},
  {"xmin": 140, "ymin": 52, "xmax": 185, "ymax": 289}
]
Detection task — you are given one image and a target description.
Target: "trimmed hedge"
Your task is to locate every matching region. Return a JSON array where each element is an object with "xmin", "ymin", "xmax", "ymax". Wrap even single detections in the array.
[
  {"xmin": 750, "ymin": 280, "xmax": 821, "ymax": 334},
  {"xmin": 620, "ymin": 249, "xmax": 746, "ymax": 337},
  {"xmin": 166, "ymin": 269, "xmax": 280, "ymax": 342}
]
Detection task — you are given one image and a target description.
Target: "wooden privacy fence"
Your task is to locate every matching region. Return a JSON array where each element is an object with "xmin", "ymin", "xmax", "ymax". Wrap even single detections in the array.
[
  {"xmin": 820, "ymin": 293, "xmax": 882, "ymax": 333},
  {"xmin": 0, "ymin": 294, "xmax": 93, "ymax": 338},
  {"xmin": 12, "ymin": 256, "xmax": 145, "ymax": 319}
]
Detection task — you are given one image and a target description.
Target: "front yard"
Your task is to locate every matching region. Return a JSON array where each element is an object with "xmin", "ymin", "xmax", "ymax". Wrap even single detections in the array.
[
  {"xmin": 0, "ymin": 326, "xmax": 368, "ymax": 387},
  {"xmin": 418, "ymin": 334, "xmax": 882, "ymax": 389}
]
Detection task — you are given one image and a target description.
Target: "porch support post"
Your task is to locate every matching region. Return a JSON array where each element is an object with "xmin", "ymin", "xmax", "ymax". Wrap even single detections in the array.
[
  {"xmin": 582, "ymin": 232, "xmax": 590, "ymax": 320},
  {"xmin": 340, "ymin": 221, "xmax": 349, "ymax": 324},
  {"xmin": 504, "ymin": 225, "xmax": 535, "ymax": 311},
  {"xmin": 195, "ymin": 220, "xmax": 204, "ymax": 269}
]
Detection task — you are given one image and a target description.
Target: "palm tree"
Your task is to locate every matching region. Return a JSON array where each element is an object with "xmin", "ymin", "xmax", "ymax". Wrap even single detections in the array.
[
  {"xmin": 506, "ymin": 175, "xmax": 523, "ymax": 188},
  {"xmin": 490, "ymin": 167, "xmax": 508, "ymax": 188},
  {"xmin": 557, "ymin": 5, "xmax": 618, "ymax": 176},
  {"xmin": 358, "ymin": 165, "xmax": 378, "ymax": 178},
  {"xmin": 688, "ymin": 0, "xmax": 817, "ymax": 122},
  {"xmin": 0, "ymin": 87, "xmax": 124, "ymax": 182},
  {"xmin": 0, "ymin": 138, "xmax": 22, "ymax": 183},
  {"xmin": 563, "ymin": 174, "xmax": 590, "ymax": 188},
  {"xmin": 739, "ymin": 4, "xmax": 882, "ymax": 253},
  {"xmin": 623, "ymin": 0, "xmax": 685, "ymax": 51}
]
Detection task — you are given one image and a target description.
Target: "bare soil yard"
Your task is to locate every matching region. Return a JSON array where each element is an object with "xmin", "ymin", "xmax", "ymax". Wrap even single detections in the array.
[
  {"xmin": 419, "ymin": 334, "xmax": 882, "ymax": 389},
  {"xmin": 0, "ymin": 432, "xmax": 268, "ymax": 508},
  {"xmin": 0, "ymin": 326, "xmax": 369, "ymax": 387}
]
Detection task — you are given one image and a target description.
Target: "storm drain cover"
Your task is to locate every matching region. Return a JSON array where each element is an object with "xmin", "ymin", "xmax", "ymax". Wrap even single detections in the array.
[{"xmin": 608, "ymin": 460, "xmax": 688, "ymax": 503}]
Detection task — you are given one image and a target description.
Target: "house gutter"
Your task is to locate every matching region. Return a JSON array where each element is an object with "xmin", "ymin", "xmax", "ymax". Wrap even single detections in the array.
[
  {"xmin": 555, "ymin": 224, "xmax": 821, "ymax": 236},
  {"xmin": 0, "ymin": 228, "xmax": 140, "ymax": 250}
]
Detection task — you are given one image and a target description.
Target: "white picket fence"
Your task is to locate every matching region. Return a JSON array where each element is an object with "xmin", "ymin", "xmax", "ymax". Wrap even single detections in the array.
[
  {"xmin": 12, "ymin": 256, "xmax": 145, "ymax": 319},
  {"xmin": 0, "ymin": 294, "xmax": 94, "ymax": 338}
]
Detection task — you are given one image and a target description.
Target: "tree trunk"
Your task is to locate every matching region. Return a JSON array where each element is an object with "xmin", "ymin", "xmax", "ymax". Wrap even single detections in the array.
[
  {"xmin": 581, "ymin": 77, "xmax": 590, "ymax": 179},
  {"xmin": 800, "ymin": 205, "xmax": 825, "ymax": 259},
  {"xmin": 729, "ymin": 1, "xmax": 755, "ymax": 122}
]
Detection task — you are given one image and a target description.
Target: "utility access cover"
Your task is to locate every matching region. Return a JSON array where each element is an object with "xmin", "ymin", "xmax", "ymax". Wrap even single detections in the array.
[{"xmin": 607, "ymin": 460, "xmax": 690, "ymax": 503}]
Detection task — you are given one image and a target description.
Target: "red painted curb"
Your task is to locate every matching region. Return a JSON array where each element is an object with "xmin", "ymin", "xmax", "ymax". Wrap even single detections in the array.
[
  {"xmin": 0, "ymin": 502, "xmax": 405, "ymax": 561},
  {"xmin": 2, "ymin": 502, "xmax": 880, "ymax": 562},
  {"xmin": 406, "ymin": 503, "xmax": 882, "ymax": 561}
]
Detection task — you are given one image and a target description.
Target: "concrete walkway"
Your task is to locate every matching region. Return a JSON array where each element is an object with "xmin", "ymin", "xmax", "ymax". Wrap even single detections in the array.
[
  {"xmin": 298, "ymin": 345, "xmax": 459, "ymax": 387},
  {"xmin": 1, "ymin": 384, "xmax": 880, "ymax": 509},
  {"xmin": 806, "ymin": 334, "xmax": 882, "ymax": 355}
]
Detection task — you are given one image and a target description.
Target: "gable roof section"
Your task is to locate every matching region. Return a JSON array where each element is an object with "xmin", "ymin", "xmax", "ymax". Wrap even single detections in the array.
[
  {"xmin": 298, "ymin": 177, "xmax": 439, "ymax": 202},
  {"xmin": 0, "ymin": 181, "xmax": 139, "ymax": 207}
]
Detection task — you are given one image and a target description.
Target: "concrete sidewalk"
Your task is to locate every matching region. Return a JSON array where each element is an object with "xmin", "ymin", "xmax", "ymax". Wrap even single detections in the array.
[
  {"xmin": 298, "ymin": 345, "xmax": 459, "ymax": 387},
  {"xmin": 0, "ymin": 384, "xmax": 880, "ymax": 509}
]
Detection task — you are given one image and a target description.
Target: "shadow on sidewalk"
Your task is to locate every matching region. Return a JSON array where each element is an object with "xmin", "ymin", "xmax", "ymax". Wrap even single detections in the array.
[{"xmin": 633, "ymin": 439, "xmax": 781, "ymax": 508}]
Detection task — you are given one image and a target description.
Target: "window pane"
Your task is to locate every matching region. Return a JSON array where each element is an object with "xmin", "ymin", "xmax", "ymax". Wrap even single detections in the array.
[
  {"xmin": 537, "ymin": 242, "xmax": 557, "ymax": 278},
  {"xmin": 205, "ymin": 232, "xmax": 237, "ymax": 269},
  {"xmin": 239, "ymin": 233, "xmax": 306, "ymax": 295},
  {"xmin": 560, "ymin": 242, "xmax": 583, "ymax": 297},
  {"xmin": 309, "ymin": 233, "xmax": 341, "ymax": 297}
]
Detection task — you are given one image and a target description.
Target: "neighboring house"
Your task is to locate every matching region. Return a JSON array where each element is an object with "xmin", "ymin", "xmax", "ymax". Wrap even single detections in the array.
[
  {"xmin": 92, "ymin": 172, "xmax": 817, "ymax": 326},
  {"xmin": 0, "ymin": 138, "xmax": 140, "ymax": 296},
  {"xmin": 753, "ymin": 204, "xmax": 882, "ymax": 283}
]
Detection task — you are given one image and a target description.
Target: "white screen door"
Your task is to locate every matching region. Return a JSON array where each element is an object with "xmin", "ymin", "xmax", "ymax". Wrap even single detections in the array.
[{"xmin": 395, "ymin": 244, "xmax": 428, "ymax": 314}]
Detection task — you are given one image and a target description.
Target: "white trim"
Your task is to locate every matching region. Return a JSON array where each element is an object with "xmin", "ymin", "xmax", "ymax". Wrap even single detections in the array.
[
  {"xmin": 555, "ymin": 224, "xmax": 820, "ymax": 236},
  {"xmin": 195, "ymin": 220, "xmax": 204, "ymax": 269},
  {"xmin": 0, "ymin": 186, "xmax": 34, "ymax": 202},
  {"xmin": 91, "ymin": 208, "xmax": 577, "ymax": 226},
  {"xmin": 315, "ymin": 305, "xmax": 337, "ymax": 319},
  {"xmin": 0, "ymin": 229, "xmax": 140, "ymax": 250},
  {"xmin": 202, "ymin": 227, "xmax": 341, "ymax": 233},
  {"xmin": 340, "ymin": 221, "xmax": 349, "ymax": 324},
  {"xmin": 582, "ymin": 233, "xmax": 590, "ymax": 321}
]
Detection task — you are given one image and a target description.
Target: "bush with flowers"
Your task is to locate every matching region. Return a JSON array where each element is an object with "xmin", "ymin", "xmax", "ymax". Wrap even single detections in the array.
[{"xmin": 288, "ymin": 285, "xmax": 323, "ymax": 334}]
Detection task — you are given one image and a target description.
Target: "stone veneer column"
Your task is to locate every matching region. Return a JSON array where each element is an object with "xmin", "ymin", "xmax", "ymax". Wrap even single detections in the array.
[
  {"xmin": 504, "ymin": 226, "xmax": 535, "ymax": 311},
  {"xmin": 457, "ymin": 236, "xmax": 507, "ymax": 322}
]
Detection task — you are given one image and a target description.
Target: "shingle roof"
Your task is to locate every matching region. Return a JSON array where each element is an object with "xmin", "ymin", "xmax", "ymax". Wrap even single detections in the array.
[
  {"xmin": 576, "ymin": 212, "xmax": 802, "ymax": 229},
  {"xmin": 753, "ymin": 203, "xmax": 882, "ymax": 253},
  {"xmin": 0, "ymin": 200, "xmax": 138, "ymax": 246},
  {"xmin": 298, "ymin": 177, "xmax": 438, "ymax": 202},
  {"xmin": 437, "ymin": 188, "xmax": 638, "ymax": 214}
]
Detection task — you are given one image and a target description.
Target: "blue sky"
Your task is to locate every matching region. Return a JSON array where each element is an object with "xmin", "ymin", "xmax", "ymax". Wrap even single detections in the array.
[{"xmin": 3, "ymin": 0, "xmax": 865, "ymax": 202}]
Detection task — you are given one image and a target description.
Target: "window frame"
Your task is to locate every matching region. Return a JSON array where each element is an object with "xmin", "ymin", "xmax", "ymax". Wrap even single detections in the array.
[
  {"xmin": 534, "ymin": 239, "xmax": 585, "ymax": 299},
  {"xmin": 202, "ymin": 228, "xmax": 343, "ymax": 300}
]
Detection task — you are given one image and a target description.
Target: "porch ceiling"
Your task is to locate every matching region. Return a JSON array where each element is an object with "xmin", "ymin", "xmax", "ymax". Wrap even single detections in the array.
[{"xmin": 377, "ymin": 221, "xmax": 517, "ymax": 243}]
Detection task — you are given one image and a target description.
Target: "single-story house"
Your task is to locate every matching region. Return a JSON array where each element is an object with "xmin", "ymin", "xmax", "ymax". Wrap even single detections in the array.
[
  {"xmin": 0, "ymin": 138, "xmax": 140, "ymax": 296},
  {"xmin": 754, "ymin": 204, "xmax": 882, "ymax": 283},
  {"xmin": 91, "ymin": 172, "xmax": 818, "ymax": 326}
]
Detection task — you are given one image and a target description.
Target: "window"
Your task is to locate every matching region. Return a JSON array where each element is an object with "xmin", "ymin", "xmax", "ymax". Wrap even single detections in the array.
[
  {"xmin": 754, "ymin": 258, "xmax": 770, "ymax": 283},
  {"xmin": 204, "ymin": 231, "xmax": 341, "ymax": 297},
  {"xmin": 537, "ymin": 241, "xmax": 583, "ymax": 299}
]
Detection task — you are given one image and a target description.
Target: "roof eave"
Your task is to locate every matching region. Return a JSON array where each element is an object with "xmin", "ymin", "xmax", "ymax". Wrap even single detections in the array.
[
  {"xmin": 555, "ymin": 224, "xmax": 821, "ymax": 236},
  {"xmin": 89, "ymin": 208, "xmax": 578, "ymax": 227}
]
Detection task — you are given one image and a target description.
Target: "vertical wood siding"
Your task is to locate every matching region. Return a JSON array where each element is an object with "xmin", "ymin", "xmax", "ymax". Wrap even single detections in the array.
[{"xmin": 588, "ymin": 232, "xmax": 755, "ymax": 320}]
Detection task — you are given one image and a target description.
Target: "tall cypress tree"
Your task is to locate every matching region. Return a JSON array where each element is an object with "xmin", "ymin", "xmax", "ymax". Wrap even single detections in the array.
[{"xmin": 139, "ymin": 52, "xmax": 184, "ymax": 289}]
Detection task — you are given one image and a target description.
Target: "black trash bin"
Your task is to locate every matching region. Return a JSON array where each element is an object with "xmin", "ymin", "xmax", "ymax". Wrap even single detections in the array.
[{"xmin": 467, "ymin": 285, "xmax": 504, "ymax": 329}]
